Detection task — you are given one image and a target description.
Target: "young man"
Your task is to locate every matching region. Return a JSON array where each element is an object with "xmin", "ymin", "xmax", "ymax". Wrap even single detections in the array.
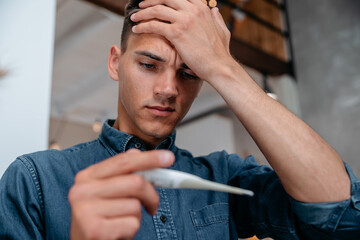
[{"xmin": 1, "ymin": 0, "xmax": 359, "ymax": 239}]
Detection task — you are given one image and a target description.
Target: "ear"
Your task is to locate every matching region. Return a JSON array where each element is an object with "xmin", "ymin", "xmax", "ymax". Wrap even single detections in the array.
[{"xmin": 108, "ymin": 45, "xmax": 121, "ymax": 81}]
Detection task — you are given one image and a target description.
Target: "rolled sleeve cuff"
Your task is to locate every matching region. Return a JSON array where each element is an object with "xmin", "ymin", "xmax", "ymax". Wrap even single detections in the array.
[{"xmin": 289, "ymin": 163, "xmax": 360, "ymax": 231}]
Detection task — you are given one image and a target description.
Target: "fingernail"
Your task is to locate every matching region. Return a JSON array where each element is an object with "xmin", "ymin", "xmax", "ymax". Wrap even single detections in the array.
[
  {"xmin": 159, "ymin": 151, "xmax": 174, "ymax": 166},
  {"xmin": 130, "ymin": 13, "xmax": 136, "ymax": 21},
  {"xmin": 132, "ymin": 26, "xmax": 137, "ymax": 32}
]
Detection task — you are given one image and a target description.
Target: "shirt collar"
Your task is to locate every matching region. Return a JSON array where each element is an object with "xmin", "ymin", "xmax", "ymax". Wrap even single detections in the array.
[{"xmin": 99, "ymin": 119, "xmax": 176, "ymax": 154}]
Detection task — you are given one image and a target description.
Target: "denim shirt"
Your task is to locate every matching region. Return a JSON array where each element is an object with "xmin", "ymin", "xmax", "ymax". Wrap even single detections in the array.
[{"xmin": 1, "ymin": 120, "xmax": 359, "ymax": 239}]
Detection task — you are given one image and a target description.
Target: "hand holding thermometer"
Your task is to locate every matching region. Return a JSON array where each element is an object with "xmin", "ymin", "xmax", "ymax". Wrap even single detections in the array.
[{"xmin": 136, "ymin": 168, "xmax": 254, "ymax": 197}]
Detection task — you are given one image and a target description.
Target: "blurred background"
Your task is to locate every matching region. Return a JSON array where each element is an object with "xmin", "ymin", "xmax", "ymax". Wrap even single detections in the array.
[
  {"xmin": 1, "ymin": 0, "xmax": 360, "ymax": 174},
  {"xmin": 1, "ymin": 0, "xmax": 360, "ymax": 175},
  {"xmin": 1, "ymin": 0, "xmax": 359, "ymax": 239}
]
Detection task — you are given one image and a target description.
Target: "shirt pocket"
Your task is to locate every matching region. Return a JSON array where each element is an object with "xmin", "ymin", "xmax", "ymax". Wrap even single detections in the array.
[{"xmin": 190, "ymin": 203, "xmax": 230, "ymax": 240}]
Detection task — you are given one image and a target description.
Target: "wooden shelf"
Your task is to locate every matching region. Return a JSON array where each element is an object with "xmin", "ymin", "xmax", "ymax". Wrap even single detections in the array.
[
  {"xmin": 82, "ymin": 0, "xmax": 295, "ymax": 76},
  {"xmin": 230, "ymin": 37, "xmax": 293, "ymax": 76}
]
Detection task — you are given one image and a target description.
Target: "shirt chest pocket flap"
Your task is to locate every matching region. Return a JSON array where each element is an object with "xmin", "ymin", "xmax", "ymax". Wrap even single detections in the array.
[{"xmin": 190, "ymin": 203, "xmax": 230, "ymax": 240}]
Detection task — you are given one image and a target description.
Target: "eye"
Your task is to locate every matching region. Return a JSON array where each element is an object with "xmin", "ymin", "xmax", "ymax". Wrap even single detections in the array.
[
  {"xmin": 139, "ymin": 62, "xmax": 156, "ymax": 70},
  {"xmin": 181, "ymin": 71, "xmax": 199, "ymax": 80}
]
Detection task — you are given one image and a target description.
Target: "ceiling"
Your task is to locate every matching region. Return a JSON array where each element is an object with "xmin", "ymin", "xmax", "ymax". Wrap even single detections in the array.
[{"xmin": 51, "ymin": 0, "xmax": 228, "ymax": 126}]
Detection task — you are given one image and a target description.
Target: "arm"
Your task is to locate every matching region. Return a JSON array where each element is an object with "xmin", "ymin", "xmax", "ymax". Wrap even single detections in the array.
[
  {"xmin": 207, "ymin": 62, "xmax": 350, "ymax": 203},
  {"xmin": 0, "ymin": 158, "xmax": 44, "ymax": 239},
  {"xmin": 228, "ymin": 155, "xmax": 360, "ymax": 239},
  {"xmin": 131, "ymin": 0, "xmax": 350, "ymax": 203},
  {"xmin": 0, "ymin": 150, "xmax": 174, "ymax": 240}
]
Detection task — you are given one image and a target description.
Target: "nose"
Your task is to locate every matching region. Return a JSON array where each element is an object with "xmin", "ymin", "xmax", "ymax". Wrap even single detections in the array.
[{"xmin": 153, "ymin": 71, "xmax": 178, "ymax": 100}]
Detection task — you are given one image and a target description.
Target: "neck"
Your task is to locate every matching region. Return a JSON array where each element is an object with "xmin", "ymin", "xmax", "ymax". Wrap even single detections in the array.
[{"xmin": 113, "ymin": 118, "xmax": 165, "ymax": 149}]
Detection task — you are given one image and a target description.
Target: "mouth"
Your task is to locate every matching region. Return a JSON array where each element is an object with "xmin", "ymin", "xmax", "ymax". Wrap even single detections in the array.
[{"xmin": 146, "ymin": 105, "xmax": 175, "ymax": 117}]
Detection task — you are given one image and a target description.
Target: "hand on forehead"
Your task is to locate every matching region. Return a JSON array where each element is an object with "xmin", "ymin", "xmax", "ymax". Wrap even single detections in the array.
[
  {"xmin": 130, "ymin": 0, "xmax": 231, "ymax": 81},
  {"xmin": 201, "ymin": 0, "xmax": 217, "ymax": 8}
]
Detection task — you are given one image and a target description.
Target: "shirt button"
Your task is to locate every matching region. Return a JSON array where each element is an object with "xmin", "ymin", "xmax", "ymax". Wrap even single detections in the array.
[
  {"xmin": 160, "ymin": 214, "xmax": 167, "ymax": 223},
  {"xmin": 134, "ymin": 143, "xmax": 141, "ymax": 149}
]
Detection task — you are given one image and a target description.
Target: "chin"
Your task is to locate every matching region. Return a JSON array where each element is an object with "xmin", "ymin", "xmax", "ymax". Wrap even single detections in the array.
[
  {"xmin": 146, "ymin": 128, "xmax": 173, "ymax": 139},
  {"xmin": 141, "ymin": 123, "xmax": 175, "ymax": 139}
]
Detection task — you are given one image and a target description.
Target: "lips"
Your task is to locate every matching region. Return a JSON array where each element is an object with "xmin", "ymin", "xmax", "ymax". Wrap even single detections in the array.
[
  {"xmin": 148, "ymin": 106, "xmax": 175, "ymax": 111},
  {"xmin": 146, "ymin": 105, "xmax": 175, "ymax": 117}
]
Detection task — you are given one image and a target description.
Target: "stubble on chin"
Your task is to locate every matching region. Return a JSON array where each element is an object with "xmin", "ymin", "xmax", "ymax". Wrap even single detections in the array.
[{"xmin": 140, "ymin": 119, "xmax": 176, "ymax": 138}]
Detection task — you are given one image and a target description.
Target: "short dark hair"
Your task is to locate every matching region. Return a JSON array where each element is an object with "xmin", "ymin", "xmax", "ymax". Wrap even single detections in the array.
[{"xmin": 120, "ymin": 0, "xmax": 142, "ymax": 52}]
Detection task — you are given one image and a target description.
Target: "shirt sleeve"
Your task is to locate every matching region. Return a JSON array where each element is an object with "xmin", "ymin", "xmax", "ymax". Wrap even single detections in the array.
[
  {"xmin": 227, "ymin": 154, "xmax": 360, "ymax": 240},
  {"xmin": 0, "ymin": 157, "xmax": 44, "ymax": 239},
  {"xmin": 289, "ymin": 162, "xmax": 360, "ymax": 239}
]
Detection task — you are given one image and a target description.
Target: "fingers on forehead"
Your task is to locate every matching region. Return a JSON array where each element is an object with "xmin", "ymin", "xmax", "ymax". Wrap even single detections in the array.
[
  {"xmin": 139, "ymin": 0, "xmax": 186, "ymax": 9},
  {"xmin": 133, "ymin": 21, "xmax": 171, "ymax": 38},
  {"xmin": 188, "ymin": 0, "xmax": 209, "ymax": 7},
  {"xmin": 132, "ymin": 4, "xmax": 178, "ymax": 23}
]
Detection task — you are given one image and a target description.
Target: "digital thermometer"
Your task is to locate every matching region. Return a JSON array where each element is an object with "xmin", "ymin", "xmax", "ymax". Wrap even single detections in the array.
[{"xmin": 136, "ymin": 168, "xmax": 254, "ymax": 197}]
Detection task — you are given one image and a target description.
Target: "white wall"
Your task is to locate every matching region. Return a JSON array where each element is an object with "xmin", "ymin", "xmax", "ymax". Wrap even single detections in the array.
[
  {"xmin": 0, "ymin": 0, "xmax": 56, "ymax": 176},
  {"xmin": 176, "ymin": 115, "xmax": 236, "ymax": 157},
  {"xmin": 288, "ymin": 0, "xmax": 360, "ymax": 177},
  {"xmin": 49, "ymin": 117, "xmax": 98, "ymax": 150}
]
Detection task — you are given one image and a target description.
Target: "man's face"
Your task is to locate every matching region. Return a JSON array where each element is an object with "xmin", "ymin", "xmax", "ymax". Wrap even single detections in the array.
[{"xmin": 112, "ymin": 33, "xmax": 203, "ymax": 146}]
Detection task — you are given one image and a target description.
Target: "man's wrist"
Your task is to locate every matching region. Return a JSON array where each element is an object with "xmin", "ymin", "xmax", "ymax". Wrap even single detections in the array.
[
  {"xmin": 205, "ymin": 57, "xmax": 252, "ymax": 91},
  {"xmin": 204, "ymin": 57, "xmax": 241, "ymax": 84}
]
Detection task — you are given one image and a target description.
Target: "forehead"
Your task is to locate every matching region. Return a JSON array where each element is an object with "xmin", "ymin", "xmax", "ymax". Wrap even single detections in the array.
[{"xmin": 125, "ymin": 33, "xmax": 177, "ymax": 58}]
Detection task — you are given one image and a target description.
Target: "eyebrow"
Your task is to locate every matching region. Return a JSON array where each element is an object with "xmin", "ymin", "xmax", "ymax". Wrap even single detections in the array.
[
  {"xmin": 134, "ymin": 50, "xmax": 191, "ymax": 70},
  {"xmin": 134, "ymin": 51, "xmax": 166, "ymax": 62}
]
